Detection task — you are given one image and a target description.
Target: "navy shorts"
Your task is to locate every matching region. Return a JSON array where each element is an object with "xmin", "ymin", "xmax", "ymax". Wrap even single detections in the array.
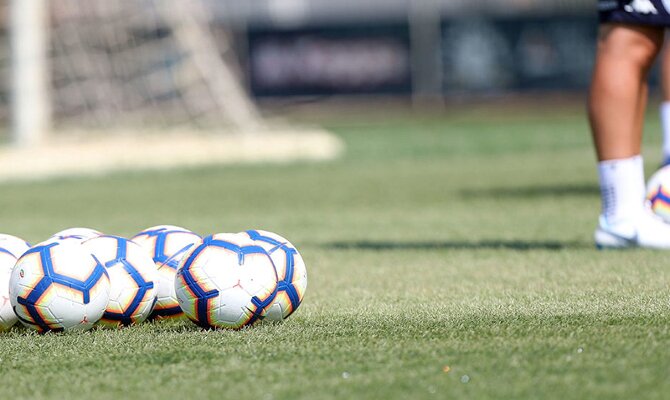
[{"xmin": 599, "ymin": 0, "xmax": 670, "ymax": 26}]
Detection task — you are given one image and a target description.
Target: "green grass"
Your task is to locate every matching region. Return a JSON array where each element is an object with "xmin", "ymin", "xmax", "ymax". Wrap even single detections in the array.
[{"xmin": 1, "ymin": 103, "xmax": 670, "ymax": 399}]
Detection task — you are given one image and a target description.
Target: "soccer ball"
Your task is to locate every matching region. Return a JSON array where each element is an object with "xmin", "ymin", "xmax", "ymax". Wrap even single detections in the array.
[
  {"xmin": 9, "ymin": 241, "xmax": 111, "ymax": 332},
  {"xmin": 647, "ymin": 165, "xmax": 670, "ymax": 222},
  {"xmin": 132, "ymin": 225, "xmax": 202, "ymax": 319},
  {"xmin": 42, "ymin": 227, "xmax": 103, "ymax": 245},
  {"xmin": 0, "ymin": 233, "xmax": 31, "ymax": 258},
  {"xmin": 241, "ymin": 230, "xmax": 307, "ymax": 321},
  {"xmin": 0, "ymin": 251, "xmax": 18, "ymax": 331},
  {"xmin": 83, "ymin": 235, "xmax": 158, "ymax": 327},
  {"xmin": 175, "ymin": 233, "xmax": 278, "ymax": 329}
]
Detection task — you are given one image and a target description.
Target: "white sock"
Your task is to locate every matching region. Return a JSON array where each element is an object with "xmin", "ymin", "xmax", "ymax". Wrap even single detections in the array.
[
  {"xmin": 661, "ymin": 102, "xmax": 670, "ymax": 161},
  {"xmin": 598, "ymin": 155, "xmax": 645, "ymax": 225}
]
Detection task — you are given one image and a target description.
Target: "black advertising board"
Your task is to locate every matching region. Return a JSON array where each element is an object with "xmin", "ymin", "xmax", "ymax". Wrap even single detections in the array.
[
  {"xmin": 441, "ymin": 16, "xmax": 599, "ymax": 93},
  {"xmin": 246, "ymin": 15, "xmax": 657, "ymax": 97},
  {"xmin": 247, "ymin": 25, "xmax": 412, "ymax": 97}
]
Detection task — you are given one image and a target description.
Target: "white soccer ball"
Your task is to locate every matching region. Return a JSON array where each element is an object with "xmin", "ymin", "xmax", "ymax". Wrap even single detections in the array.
[
  {"xmin": 241, "ymin": 230, "xmax": 307, "ymax": 321},
  {"xmin": 9, "ymin": 241, "xmax": 111, "ymax": 332},
  {"xmin": 174, "ymin": 233, "xmax": 278, "ymax": 329},
  {"xmin": 83, "ymin": 235, "xmax": 159, "ymax": 328},
  {"xmin": 132, "ymin": 225, "xmax": 202, "ymax": 319},
  {"xmin": 647, "ymin": 165, "xmax": 670, "ymax": 222},
  {"xmin": 0, "ymin": 251, "xmax": 18, "ymax": 331},
  {"xmin": 0, "ymin": 233, "xmax": 31, "ymax": 259}
]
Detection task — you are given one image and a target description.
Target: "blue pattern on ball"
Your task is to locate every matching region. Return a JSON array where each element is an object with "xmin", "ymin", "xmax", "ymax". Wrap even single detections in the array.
[
  {"xmin": 15, "ymin": 242, "xmax": 108, "ymax": 331},
  {"xmin": 178, "ymin": 235, "xmax": 277, "ymax": 328},
  {"xmin": 245, "ymin": 230, "xmax": 302, "ymax": 313},
  {"xmin": 98, "ymin": 236, "xmax": 155, "ymax": 326}
]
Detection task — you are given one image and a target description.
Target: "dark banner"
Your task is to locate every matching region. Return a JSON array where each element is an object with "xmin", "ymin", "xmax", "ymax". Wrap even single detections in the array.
[
  {"xmin": 246, "ymin": 16, "xmax": 630, "ymax": 97},
  {"xmin": 247, "ymin": 25, "xmax": 412, "ymax": 97},
  {"xmin": 441, "ymin": 16, "xmax": 599, "ymax": 93}
]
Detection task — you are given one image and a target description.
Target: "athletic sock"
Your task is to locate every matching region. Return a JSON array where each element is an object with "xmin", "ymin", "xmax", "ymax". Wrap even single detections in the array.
[
  {"xmin": 598, "ymin": 155, "xmax": 645, "ymax": 226},
  {"xmin": 661, "ymin": 102, "xmax": 670, "ymax": 162}
]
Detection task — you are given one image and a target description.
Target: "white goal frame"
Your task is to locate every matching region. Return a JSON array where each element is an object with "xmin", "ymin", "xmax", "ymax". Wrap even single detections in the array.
[{"xmin": 10, "ymin": 0, "xmax": 51, "ymax": 147}]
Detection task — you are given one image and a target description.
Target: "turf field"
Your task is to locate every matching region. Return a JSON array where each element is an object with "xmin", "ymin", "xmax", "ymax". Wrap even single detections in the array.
[{"xmin": 1, "ymin": 102, "xmax": 670, "ymax": 399}]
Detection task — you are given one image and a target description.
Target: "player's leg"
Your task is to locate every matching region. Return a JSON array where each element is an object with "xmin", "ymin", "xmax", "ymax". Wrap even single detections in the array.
[
  {"xmin": 589, "ymin": 24, "xmax": 661, "ymax": 161},
  {"xmin": 660, "ymin": 33, "xmax": 670, "ymax": 164},
  {"xmin": 588, "ymin": 23, "xmax": 670, "ymax": 248}
]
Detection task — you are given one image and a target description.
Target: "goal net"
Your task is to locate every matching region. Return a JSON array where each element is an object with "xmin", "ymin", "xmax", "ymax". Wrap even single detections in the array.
[
  {"xmin": 0, "ymin": 0, "xmax": 342, "ymax": 180},
  {"xmin": 49, "ymin": 0, "xmax": 262, "ymax": 133}
]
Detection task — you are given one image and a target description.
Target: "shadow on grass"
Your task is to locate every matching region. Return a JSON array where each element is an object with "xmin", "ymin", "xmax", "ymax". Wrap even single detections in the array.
[
  {"xmin": 460, "ymin": 183, "xmax": 599, "ymax": 199},
  {"xmin": 323, "ymin": 239, "xmax": 587, "ymax": 252},
  {"xmin": 155, "ymin": 312, "xmax": 670, "ymax": 338}
]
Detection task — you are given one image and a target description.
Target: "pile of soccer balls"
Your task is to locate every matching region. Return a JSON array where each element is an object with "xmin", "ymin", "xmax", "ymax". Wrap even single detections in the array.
[{"xmin": 0, "ymin": 226, "xmax": 307, "ymax": 333}]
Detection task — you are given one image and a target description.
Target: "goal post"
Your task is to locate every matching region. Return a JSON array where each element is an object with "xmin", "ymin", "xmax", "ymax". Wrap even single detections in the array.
[{"xmin": 10, "ymin": 0, "xmax": 51, "ymax": 147}]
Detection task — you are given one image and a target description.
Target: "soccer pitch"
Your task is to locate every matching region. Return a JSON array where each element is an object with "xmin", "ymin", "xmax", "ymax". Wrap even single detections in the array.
[{"xmin": 1, "ymin": 103, "xmax": 670, "ymax": 399}]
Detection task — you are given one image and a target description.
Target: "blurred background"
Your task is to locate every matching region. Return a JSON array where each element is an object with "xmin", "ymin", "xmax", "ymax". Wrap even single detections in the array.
[
  {"xmin": 6, "ymin": 4, "xmax": 670, "ymax": 400},
  {"xmin": 0, "ymin": 0, "xmax": 605, "ymax": 144},
  {"xmin": 237, "ymin": 0, "xmax": 595, "ymax": 97}
]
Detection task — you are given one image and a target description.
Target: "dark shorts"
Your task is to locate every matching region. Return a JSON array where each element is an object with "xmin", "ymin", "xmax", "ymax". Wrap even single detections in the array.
[{"xmin": 599, "ymin": 0, "xmax": 670, "ymax": 26}]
